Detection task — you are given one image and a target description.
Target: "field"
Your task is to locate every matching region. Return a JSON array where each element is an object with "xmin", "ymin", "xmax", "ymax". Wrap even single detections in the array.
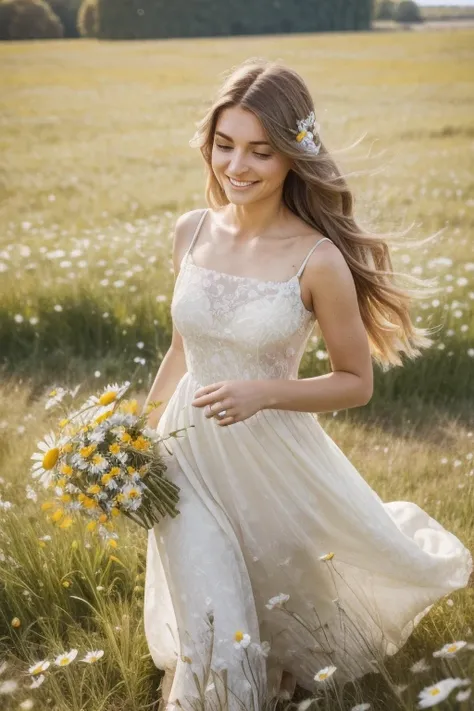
[{"xmin": 0, "ymin": 27, "xmax": 473, "ymax": 711}]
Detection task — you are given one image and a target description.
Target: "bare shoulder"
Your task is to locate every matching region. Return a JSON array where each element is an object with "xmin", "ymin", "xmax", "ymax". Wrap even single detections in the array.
[
  {"xmin": 172, "ymin": 208, "xmax": 207, "ymax": 267},
  {"xmin": 303, "ymin": 235, "xmax": 356, "ymax": 299}
]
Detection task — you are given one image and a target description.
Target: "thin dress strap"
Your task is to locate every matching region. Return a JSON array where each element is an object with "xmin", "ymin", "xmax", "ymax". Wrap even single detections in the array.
[
  {"xmin": 182, "ymin": 208, "xmax": 209, "ymax": 265},
  {"xmin": 296, "ymin": 237, "xmax": 333, "ymax": 278}
]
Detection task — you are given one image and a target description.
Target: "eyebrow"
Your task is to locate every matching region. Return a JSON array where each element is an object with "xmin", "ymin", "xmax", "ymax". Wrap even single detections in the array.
[{"xmin": 215, "ymin": 131, "xmax": 270, "ymax": 146}]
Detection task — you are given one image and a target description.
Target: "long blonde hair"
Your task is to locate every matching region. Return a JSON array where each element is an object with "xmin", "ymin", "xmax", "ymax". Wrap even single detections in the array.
[{"xmin": 189, "ymin": 57, "xmax": 441, "ymax": 371}]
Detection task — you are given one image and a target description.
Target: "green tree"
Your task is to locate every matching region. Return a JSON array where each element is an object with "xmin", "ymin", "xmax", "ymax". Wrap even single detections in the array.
[
  {"xmin": 375, "ymin": 0, "xmax": 396, "ymax": 20},
  {"xmin": 0, "ymin": 0, "xmax": 63, "ymax": 39},
  {"xmin": 45, "ymin": 0, "xmax": 81, "ymax": 37},
  {"xmin": 77, "ymin": 0, "xmax": 96, "ymax": 36},
  {"xmin": 395, "ymin": 1, "xmax": 423, "ymax": 24}
]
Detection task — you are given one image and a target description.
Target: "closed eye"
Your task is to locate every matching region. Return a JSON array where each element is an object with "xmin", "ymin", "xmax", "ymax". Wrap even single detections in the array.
[{"xmin": 215, "ymin": 144, "xmax": 272, "ymax": 160}]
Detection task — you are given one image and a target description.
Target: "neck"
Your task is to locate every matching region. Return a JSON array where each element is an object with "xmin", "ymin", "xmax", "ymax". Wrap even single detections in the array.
[{"xmin": 225, "ymin": 193, "xmax": 291, "ymax": 241}]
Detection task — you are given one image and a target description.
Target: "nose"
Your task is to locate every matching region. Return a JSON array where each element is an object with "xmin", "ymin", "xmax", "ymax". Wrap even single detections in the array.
[{"xmin": 227, "ymin": 150, "xmax": 248, "ymax": 176}]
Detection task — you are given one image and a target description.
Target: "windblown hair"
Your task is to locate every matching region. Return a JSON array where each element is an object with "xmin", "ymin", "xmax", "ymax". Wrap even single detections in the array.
[{"xmin": 189, "ymin": 58, "xmax": 441, "ymax": 371}]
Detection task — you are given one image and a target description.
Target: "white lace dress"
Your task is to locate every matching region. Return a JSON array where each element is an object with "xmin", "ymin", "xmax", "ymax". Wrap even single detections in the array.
[{"xmin": 144, "ymin": 208, "xmax": 473, "ymax": 710}]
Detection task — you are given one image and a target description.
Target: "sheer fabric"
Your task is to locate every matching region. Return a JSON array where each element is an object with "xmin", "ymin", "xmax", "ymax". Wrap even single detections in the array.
[{"xmin": 144, "ymin": 209, "xmax": 473, "ymax": 710}]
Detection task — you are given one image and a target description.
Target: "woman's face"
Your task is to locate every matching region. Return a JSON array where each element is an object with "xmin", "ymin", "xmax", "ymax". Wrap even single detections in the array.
[{"xmin": 211, "ymin": 105, "xmax": 292, "ymax": 205}]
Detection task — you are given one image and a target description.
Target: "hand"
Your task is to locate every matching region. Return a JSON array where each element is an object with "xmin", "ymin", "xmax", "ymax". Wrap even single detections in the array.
[{"xmin": 191, "ymin": 380, "xmax": 267, "ymax": 427}]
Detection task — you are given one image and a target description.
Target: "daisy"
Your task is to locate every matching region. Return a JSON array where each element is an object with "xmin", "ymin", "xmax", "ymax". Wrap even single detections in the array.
[
  {"xmin": 410, "ymin": 658, "xmax": 430, "ymax": 673},
  {"xmin": 54, "ymin": 649, "xmax": 78, "ymax": 667},
  {"xmin": 433, "ymin": 641, "xmax": 467, "ymax": 658},
  {"xmin": 233, "ymin": 631, "xmax": 251, "ymax": 649},
  {"xmin": 0, "ymin": 679, "xmax": 18, "ymax": 694},
  {"xmin": 417, "ymin": 677, "xmax": 470, "ymax": 708},
  {"xmin": 28, "ymin": 659, "xmax": 50, "ymax": 675},
  {"xmin": 90, "ymin": 382, "xmax": 130, "ymax": 408},
  {"xmin": 456, "ymin": 687, "xmax": 472, "ymax": 702},
  {"xmin": 31, "ymin": 432, "xmax": 64, "ymax": 488},
  {"xmin": 314, "ymin": 665, "xmax": 337, "ymax": 682},
  {"xmin": 45, "ymin": 387, "xmax": 67, "ymax": 411},
  {"xmin": 29, "ymin": 674, "xmax": 46, "ymax": 688},
  {"xmin": 80, "ymin": 650, "xmax": 104, "ymax": 664},
  {"xmin": 265, "ymin": 593, "xmax": 290, "ymax": 610}
]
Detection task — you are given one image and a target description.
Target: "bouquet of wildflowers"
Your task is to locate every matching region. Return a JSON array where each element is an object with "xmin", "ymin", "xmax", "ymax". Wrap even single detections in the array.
[{"xmin": 31, "ymin": 381, "xmax": 184, "ymax": 541}]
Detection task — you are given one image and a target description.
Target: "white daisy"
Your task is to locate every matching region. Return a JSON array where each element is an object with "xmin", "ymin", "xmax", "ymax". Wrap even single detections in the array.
[
  {"xmin": 433, "ymin": 641, "xmax": 467, "ymax": 658},
  {"xmin": 417, "ymin": 677, "xmax": 470, "ymax": 708},
  {"xmin": 28, "ymin": 674, "xmax": 46, "ymax": 688},
  {"xmin": 314, "ymin": 665, "xmax": 337, "ymax": 682},
  {"xmin": 0, "ymin": 678, "xmax": 18, "ymax": 694},
  {"xmin": 88, "ymin": 382, "xmax": 130, "ymax": 409},
  {"xmin": 45, "ymin": 387, "xmax": 67, "ymax": 411},
  {"xmin": 456, "ymin": 687, "xmax": 472, "ymax": 702},
  {"xmin": 410, "ymin": 658, "xmax": 430, "ymax": 673},
  {"xmin": 265, "ymin": 593, "xmax": 290, "ymax": 610},
  {"xmin": 233, "ymin": 631, "xmax": 251, "ymax": 649},
  {"xmin": 80, "ymin": 650, "xmax": 104, "ymax": 664},
  {"xmin": 31, "ymin": 432, "xmax": 64, "ymax": 488},
  {"xmin": 28, "ymin": 659, "xmax": 50, "ymax": 675},
  {"xmin": 54, "ymin": 649, "xmax": 78, "ymax": 667}
]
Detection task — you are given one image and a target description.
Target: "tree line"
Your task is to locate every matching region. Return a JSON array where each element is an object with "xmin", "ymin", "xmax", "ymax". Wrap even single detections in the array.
[{"xmin": 0, "ymin": 0, "xmax": 423, "ymax": 41}]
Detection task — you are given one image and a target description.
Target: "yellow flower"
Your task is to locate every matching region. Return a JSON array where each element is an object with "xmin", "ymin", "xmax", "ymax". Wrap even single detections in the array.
[
  {"xmin": 87, "ymin": 484, "xmax": 101, "ymax": 495},
  {"xmin": 132, "ymin": 436, "xmax": 150, "ymax": 451},
  {"xmin": 79, "ymin": 444, "xmax": 96, "ymax": 458},
  {"xmin": 99, "ymin": 391, "xmax": 117, "ymax": 406},
  {"xmin": 234, "ymin": 630, "xmax": 243, "ymax": 643},
  {"xmin": 41, "ymin": 501, "xmax": 55, "ymax": 511},
  {"xmin": 86, "ymin": 521, "xmax": 97, "ymax": 532},
  {"xmin": 296, "ymin": 129, "xmax": 307, "ymax": 142},
  {"xmin": 95, "ymin": 409, "xmax": 114, "ymax": 424},
  {"xmin": 11, "ymin": 617, "xmax": 21, "ymax": 628},
  {"xmin": 60, "ymin": 493, "xmax": 72, "ymax": 503},
  {"xmin": 108, "ymin": 539, "xmax": 118, "ymax": 549},
  {"xmin": 59, "ymin": 516, "xmax": 73, "ymax": 529},
  {"xmin": 51, "ymin": 509, "xmax": 64, "ymax": 522},
  {"xmin": 43, "ymin": 447, "xmax": 59, "ymax": 470},
  {"xmin": 82, "ymin": 497, "xmax": 96, "ymax": 509},
  {"xmin": 60, "ymin": 464, "xmax": 73, "ymax": 476},
  {"xmin": 59, "ymin": 418, "xmax": 69, "ymax": 428},
  {"xmin": 120, "ymin": 399, "xmax": 138, "ymax": 415},
  {"xmin": 120, "ymin": 432, "xmax": 132, "ymax": 444},
  {"xmin": 61, "ymin": 442, "xmax": 73, "ymax": 453},
  {"xmin": 109, "ymin": 443, "xmax": 120, "ymax": 455},
  {"xmin": 110, "ymin": 466, "xmax": 121, "ymax": 477},
  {"xmin": 71, "ymin": 540, "xmax": 79, "ymax": 550},
  {"xmin": 38, "ymin": 540, "xmax": 46, "ymax": 548},
  {"xmin": 62, "ymin": 580, "xmax": 71, "ymax": 588},
  {"xmin": 111, "ymin": 507, "xmax": 120, "ymax": 517},
  {"xmin": 99, "ymin": 513, "xmax": 108, "ymax": 524}
]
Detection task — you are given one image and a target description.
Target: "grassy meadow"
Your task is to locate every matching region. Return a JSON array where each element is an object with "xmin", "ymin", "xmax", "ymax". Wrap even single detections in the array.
[{"xmin": 0, "ymin": 27, "xmax": 474, "ymax": 711}]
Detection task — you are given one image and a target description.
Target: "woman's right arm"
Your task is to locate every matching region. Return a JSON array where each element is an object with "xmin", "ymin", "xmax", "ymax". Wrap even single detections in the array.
[{"xmin": 142, "ymin": 210, "xmax": 201, "ymax": 430}]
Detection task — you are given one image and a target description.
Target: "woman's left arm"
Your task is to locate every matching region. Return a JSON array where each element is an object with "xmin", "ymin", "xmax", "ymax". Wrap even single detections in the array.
[{"xmin": 260, "ymin": 243, "xmax": 373, "ymax": 414}]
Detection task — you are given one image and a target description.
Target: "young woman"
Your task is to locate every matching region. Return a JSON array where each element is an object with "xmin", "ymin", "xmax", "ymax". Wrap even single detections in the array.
[{"xmin": 142, "ymin": 58, "xmax": 473, "ymax": 710}]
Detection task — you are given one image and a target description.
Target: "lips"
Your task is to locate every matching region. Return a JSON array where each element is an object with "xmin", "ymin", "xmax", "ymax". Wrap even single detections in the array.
[{"xmin": 227, "ymin": 177, "xmax": 259, "ymax": 187}]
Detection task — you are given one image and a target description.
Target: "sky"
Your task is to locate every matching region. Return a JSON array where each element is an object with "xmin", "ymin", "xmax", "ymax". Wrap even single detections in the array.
[{"xmin": 417, "ymin": 1, "xmax": 474, "ymax": 5}]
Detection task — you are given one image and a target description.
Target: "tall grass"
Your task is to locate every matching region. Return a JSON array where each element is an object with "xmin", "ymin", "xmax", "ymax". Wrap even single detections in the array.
[{"xmin": 0, "ymin": 27, "xmax": 473, "ymax": 710}]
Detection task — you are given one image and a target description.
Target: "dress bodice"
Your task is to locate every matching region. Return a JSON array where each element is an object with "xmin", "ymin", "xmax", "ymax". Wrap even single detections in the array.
[{"xmin": 171, "ymin": 209, "xmax": 332, "ymax": 386}]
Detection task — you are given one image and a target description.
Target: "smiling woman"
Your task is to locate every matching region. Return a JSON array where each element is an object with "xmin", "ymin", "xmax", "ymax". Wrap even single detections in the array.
[{"xmin": 142, "ymin": 57, "xmax": 473, "ymax": 711}]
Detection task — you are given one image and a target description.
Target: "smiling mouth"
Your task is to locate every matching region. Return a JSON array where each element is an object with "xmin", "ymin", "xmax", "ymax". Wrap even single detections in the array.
[{"xmin": 227, "ymin": 177, "xmax": 259, "ymax": 187}]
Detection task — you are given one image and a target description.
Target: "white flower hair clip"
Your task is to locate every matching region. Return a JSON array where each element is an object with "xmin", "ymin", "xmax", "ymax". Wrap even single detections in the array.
[{"xmin": 294, "ymin": 110, "xmax": 321, "ymax": 156}]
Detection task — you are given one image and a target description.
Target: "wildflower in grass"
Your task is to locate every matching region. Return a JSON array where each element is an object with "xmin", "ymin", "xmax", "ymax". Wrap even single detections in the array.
[
  {"xmin": 314, "ymin": 666, "xmax": 337, "ymax": 681},
  {"xmin": 28, "ymin": 660, "xmax": 50, "ymax": 675},
  {"xmin": 265, "ymin": 593, "xmax": 289, "ymax": 610},
  {"xmin": 456, "ymin": 687, "xmax": 472, "ymax": 702},
  {"xmin": 433, "ymin": 641, "xmax": 467, "ymax": 658},
  {"xmin": 410, "ymin": 658, "xmax": 430, "ymax": 673},
  {"xmin": 31, "ymin": 432, "xmax": 64, "ymax": 488},
  {"xmin": 319, "ymin": 552, "xmax": 335, "ymax": 561},
  {"xmin": 0, "ymin": 679, "xmax": 18, "ymax": 694},
  {"xmin": 54, "ymin": 649, "xmax": 78, "ymax": 667},
  {"xmin": 28, "ymin": 674, "xmax": 45, "ymax": 688},
  {"xmin": 351, "ymin": 704, "xmax": 370, "ymax": 711},
  {"xmin": 19, "ymin": 700, "xmax": 34, "ymax": 710},
  {"xmin": 233, "ymin": 631, "xmax": 251, "ymax": 649},
  {"xmin": 417, "ymin": 678, "xmax": 471, "ymax": 708},
  {"xmin": 314, "ymin": 665, "xmax": 337, "ymax": 682},
  {"xmin": 80, "ymin": 650, "xmax": 104, "ymax": 664}
]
